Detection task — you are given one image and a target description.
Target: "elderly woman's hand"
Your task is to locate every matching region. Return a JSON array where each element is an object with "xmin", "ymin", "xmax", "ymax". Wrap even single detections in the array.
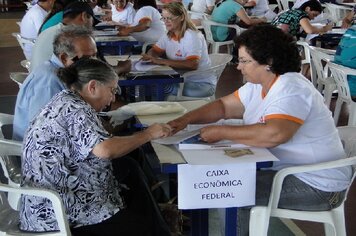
[
  {"xmin": 141, "ymin": 54, "xmax": 165, "ymax": 65},
  {"xmin": 145, "ymin": 123, "xmax": 172, "ymax": 140},
  {"xmin": 117, "ymin": 26, "xmax": 131, "ymax": 36}
]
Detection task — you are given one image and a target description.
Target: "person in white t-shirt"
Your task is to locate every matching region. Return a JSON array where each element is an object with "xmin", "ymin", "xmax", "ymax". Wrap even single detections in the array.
[
  {"xmin": 117, "ymin": 0, "xmax": 165, "ymax": 43},
  {"xmin": 190, "ymin": 0, "xmax": 216, "ymax": 26},
  {"xmin": 142, "ymin": 2, "xmax": 216, "ymax": 98},
  {"xmin": 167, "ymin": 24, "xmax": 352, "ymax": 236},
  {"xmin": 20, "ymin": 0, "xmax": 54, "ymax": 59},
  {"xmin": 110, "ymin": 0, "xmax": 135, "ymax": 25},
  {"xmin": 244, "ymin": 0, "xmax": 269, "ymax": 17}
]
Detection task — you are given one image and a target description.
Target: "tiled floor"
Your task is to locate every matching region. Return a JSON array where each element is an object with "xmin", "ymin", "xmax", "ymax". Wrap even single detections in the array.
[{"xmin": 1, "ymin": 10, "xmax": 355, "ymax": 236}]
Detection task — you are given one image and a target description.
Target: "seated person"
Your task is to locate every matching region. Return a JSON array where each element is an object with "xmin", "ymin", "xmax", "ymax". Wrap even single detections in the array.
[
  {"xmin": 20, "ymin": 58, "xmax": 171, "ymax": 236},
  {"xmin": 31, "ymin": 1, "xmax": 95, "ymax": 72},
  {"xmin": 334, "ymin": 24, "xmax": 356, "ymax": 100},
  {"xmin": 109, "ymin": 0, "xmax": 135, "ymax": 25},
  {"xmin": 211, "ymin": 0, "xmax": 266, "ymax": 42},
  {"xmin": 117, "ymin": 0, "xmax": 166, "ymax": 43},
  {"xmin": 38, "ymin": 0, "xmax": 72, "ymax": 33},
  {"xmin": 271, "ymin": 0, "xmax": 332, "ymax": 38},
  {"xmin": 244, "ymin": 0, "xmax": 269, "ymax": 17},
  {"xmin": 167, "ymin": 24, "xmax": 351, "ymax": 236},
  {"xmin": 20, "ymin": 0, "xmax": 54, "ymax": 59},
  {"xmin": 13, "ymin": 26, "xmax": 97, "ymax": 142},
  {"xmin": 190, "ymin": 0, "xmax": 216, "ymax": 26},
  {"xmin": 341, "ymin": 5, "xmax": 355, "ymax": 28},
  {"xmin": 142, "ymin": 2, "xmax": 216, "ymax": 98}
]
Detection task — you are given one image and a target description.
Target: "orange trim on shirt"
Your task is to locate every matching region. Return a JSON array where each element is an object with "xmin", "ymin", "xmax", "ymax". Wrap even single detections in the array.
[
  {"xmin": 139, "ymin": 17, "xmax": 152, "ymax": 24},
  {"xmin": 152, "ymin": 45, "xmax": 165, "ymax": 53},
  {"xmin": 265, "ymin": 114, "xmax": 304, "ymax": 124},
  {"xmin": 261, "ymin": 76, "xmax": 280, "ymax": 99},
  {"xmin": 186, "ymin": 55, "xmax": 200, "ymax": 61},
  {"xmin": 233, "ymin": 90, "xmax": 240, "ymax": 101}
]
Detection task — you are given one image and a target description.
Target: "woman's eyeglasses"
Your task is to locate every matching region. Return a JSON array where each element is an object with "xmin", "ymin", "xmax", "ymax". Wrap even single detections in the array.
[
  {"xmin": 236, "ymin": 58, "xmax": 253, "ymax": 65},
  {"xmin": 161, "ymin": 16, "xmax": 179, "ymax": 22}
]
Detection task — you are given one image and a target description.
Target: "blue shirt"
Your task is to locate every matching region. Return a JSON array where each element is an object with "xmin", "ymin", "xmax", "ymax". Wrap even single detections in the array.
[
  {"xmin": 40, "ymin": 11, "xmax": 63, "ymax": 33},
  {"xmin": 13, "ymin": 54, "xmax": 66, "ymax": 141},
  {"xmin": 334, "ymin": 25, "xmax": 356, "ymax": 96},
  {"xmin": 211, "ymin": 0, "xmax": 242, "ymax": 41}
]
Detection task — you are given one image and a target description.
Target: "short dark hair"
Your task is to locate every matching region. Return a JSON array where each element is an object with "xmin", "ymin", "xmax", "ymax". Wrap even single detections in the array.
[
  {"xmin": 234, "ymin": 24, "xmax": 301, "ymax": 75},
  {"xmin": 299, "ymin": 0, "xmax": 322, "ymax": 12},
  {"xmin": 132, "ymin": 0, "xmax": 157, "ymax": 10}
]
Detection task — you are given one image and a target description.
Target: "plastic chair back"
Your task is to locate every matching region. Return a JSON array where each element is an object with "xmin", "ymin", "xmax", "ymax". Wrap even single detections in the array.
[
  {"xmin": 328, "ymin": 62, "xmax": 356, "ymax": 126},
  {"xmin": 309, "ymin": 46, "xmax": 336, "ymax": 108},
  {"xmin": 201, "ymin": 19, "xmax": 243, "ymax": 54},
  {"xmin": 168, "ymin": 53, "xmax": 233, "ymax": 101}
]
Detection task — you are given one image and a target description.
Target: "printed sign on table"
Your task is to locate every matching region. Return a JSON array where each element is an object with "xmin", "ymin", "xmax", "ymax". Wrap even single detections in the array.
[{"xmin": 178, "ymin": 163, "xmax": 256, "ymax": 209}]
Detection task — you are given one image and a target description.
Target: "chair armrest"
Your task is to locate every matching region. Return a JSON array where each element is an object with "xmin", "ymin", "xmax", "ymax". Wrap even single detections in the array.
[
  {"xmin": 0, "ymin": 139, "xmax": 22, "ymax": 156},
  {"xmin": 269, "ymin": 156, "xmax": 356, "ymax": 209},
  {"xmin": 0, "ymin": 184, "xmax": 71, "ymax": 235},
  {"xmin": 0, "ymin": 113, "xmax": 14, "ymax": 127},
  {"xmin": 204, "ymin": 20, "xmax": 243, "ymax": 34}
]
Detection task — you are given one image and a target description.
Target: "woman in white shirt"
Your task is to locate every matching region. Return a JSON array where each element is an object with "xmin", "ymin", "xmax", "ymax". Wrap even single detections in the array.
[
  {"xmin": 142, "ymin": 2, "xmax": 216, "ymax": 98},
  {"xmin": 190, "ymin": 0, "xmax": 216, "ymax": 26},
  {"xmin": 117, "ymin": 0, "xmax": 165, "ymax": 43},
  {"xmin": 110, "ymin": 0, "xmax": 135, "ymax": 25}
]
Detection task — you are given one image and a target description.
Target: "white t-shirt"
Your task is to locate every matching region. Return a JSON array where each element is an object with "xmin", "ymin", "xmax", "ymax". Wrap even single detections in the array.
[
  {"xmin": 191, "ymin": 0, "xmax": 215, "ymax": 19},
  {"xmin": 111, "ymin": 2, "xmax": 135, "ymax": 25},
  {"xmin": 20, "ymin": 4, "xmax": 48, "ymax": 59},
  {"xmin": 249, "ymin": 0, "xmax": 269, "ymax": 16},
  {"xmin": 235, "ymin": 72, "xmax": 352, "ymax": 192},
  {"xmin": 153, "ymin": 29, "xmax": 216, "ymax": 85},
  {"xmin": 130, "ymin": 6, "xmax": 166, "ymax": 43},
  {"xmin": 30, "ymin": 23, "xmax": 62, "ymax": 72}
]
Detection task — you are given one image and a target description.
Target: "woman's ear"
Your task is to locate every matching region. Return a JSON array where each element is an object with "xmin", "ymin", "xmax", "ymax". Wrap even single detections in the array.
[{"xmin": 87, "ymin": 80, "xmax": 98, "ymax": 95}]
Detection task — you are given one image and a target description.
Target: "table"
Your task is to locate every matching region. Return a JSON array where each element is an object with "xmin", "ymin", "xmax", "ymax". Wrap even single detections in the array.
[
  {"xmin": 136, "ymin": 100, "xmax": 271, "ymax": 236},
  {"xmin": 95, "ymin": 35, "xmax": 139, "ymax": 55},
  {"xmin": 105, "ymin": 55, "xmax": 184, "ymax": 101}
]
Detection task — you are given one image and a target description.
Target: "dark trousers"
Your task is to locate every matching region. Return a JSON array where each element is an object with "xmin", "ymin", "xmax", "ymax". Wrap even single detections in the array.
[{"xmin": 71, "ymin": 156, "xmax": 171, "ymax": 236}]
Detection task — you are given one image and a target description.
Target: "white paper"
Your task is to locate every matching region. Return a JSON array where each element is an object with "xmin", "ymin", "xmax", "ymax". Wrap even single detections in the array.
[
  {"xmin": 178, "ymin": 163, "xmax": 256, "ymax": 209},
  {"xmin": 179, "ymin": 142, "xmax": 279, "ymax": 165},
  {"xmin": 93, "ymin": 30, "xmax": 119, "ymax": 36},
  {"xmin": 134, "ymin": 60, "xmax": 161, "ymax": 71},
  {"xmin": 154, "ymin": 129, "xmax": 200, "ymax": 145}
]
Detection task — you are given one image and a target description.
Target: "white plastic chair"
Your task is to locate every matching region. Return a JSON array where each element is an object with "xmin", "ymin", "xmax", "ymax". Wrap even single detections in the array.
[
  {"xmin": 167, "ymin": 53, "xmax": 233, "ymax": 101},
  {"xmin": 337, "ymin": 126, "xmax": 356, "ymax": 158},
  {"xmin": 11, "ymin": 32, "xmax": 35, "ymax": 60},
  {"xmin": 9, "ymin": 72, "xmax": 28, "ymax": 87},
  {"xmin": 201, "ymin": 19, "xmax": 244, "ymax": 54},
  {"xmin": 249, "ymin": 154, "xmax": 356, "ymax": 236},
  {"xmin": 0, "ymin": 168, "xmax": 71, "ymax": 236},
  {"xmin": 20, "ymin": 60, "xmax": 31, "ymax": 72},
  {"xmin": 309, "ymin": 46, "xmax": 336, "ymax": 109},
  {"xmin": 328, "ymin": 62, "xmax": 356, "ymax": 126},
  {"xmin": 188, "ymin": 10, "xmax": 209, "ymax": 30},
  {"xmin": 324, "ymin": 3, "xmax": 352, "ymax": 26},
  {"xmin": 0, "ymin": 113, "xmax": 22, "ymax": 210}
]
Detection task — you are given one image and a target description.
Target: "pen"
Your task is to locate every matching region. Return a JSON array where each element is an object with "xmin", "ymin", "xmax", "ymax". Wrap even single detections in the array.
[
  {"xmin": 127, "ymin": 53, "xmax": 131, "ymax": 60},
  {"xmin": 209, "ymin": 145, "xmax": 232, "ymax": 148}
]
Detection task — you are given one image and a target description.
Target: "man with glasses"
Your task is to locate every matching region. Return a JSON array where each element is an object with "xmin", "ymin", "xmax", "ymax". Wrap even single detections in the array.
[{"xmin": 13, "ymin": 25, "xmax": 97, "ymax": 142}]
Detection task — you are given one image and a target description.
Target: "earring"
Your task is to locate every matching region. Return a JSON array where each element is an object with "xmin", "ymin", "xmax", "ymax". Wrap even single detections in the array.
[{"xmin": 266, "ymin": 66, "xmax": 271, "ymax": 71}]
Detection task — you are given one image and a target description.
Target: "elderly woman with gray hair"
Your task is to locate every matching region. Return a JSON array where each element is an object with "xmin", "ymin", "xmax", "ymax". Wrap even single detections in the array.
[{"xmin": 20, "ymin": 58, "xmax": 171, "ymax": 235}]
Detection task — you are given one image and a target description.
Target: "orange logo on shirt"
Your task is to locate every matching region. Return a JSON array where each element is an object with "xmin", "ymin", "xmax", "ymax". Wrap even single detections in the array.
[
  {"xmin": 175, "ymin": 50, "xmax": 182, "ymax": 57},
  {"xmin": 259, "ymin": 116, "xmax": 266, "ymax": 124}
]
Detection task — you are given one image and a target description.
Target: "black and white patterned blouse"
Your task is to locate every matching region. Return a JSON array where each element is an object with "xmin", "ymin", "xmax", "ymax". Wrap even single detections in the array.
[{"xmin": 20, "ymin": 90, "xmax": 124, "ymax": 232}]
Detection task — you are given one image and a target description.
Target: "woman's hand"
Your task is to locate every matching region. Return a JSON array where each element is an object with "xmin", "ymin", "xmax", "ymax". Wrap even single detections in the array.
[
  {"xmin": 322, "ymin": 24, "xmax": 333, "ymax": 33},
  {"xmin": 167, "ymin": 117, "xmax": 190, "ymax": 135},
  {"xmin": 199, "ymin": 126, "xmax": 222, "ymax": 143},
  {"xmin": 145, "ymin": 123, "xmax": 172, "ymax": 139},
  {"xmin": 117, "ymin": 27, "xmax": 131, "ymax": 36},
  {"xmin": 141, "ymin": 54, "xmax": 165, "ymax": 65}
]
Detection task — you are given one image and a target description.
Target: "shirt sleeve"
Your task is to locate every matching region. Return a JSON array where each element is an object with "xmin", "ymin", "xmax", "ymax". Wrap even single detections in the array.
[
  {"xmin": 183, "ymin": 31, "xmax": 203, "ymax": 60},
  {"xmin": 133, "ymin": 7, "xmax": 152, "ymax": 26},
  {"xmin": 68, "ymin": 107, "xmax": 110, "ymax": 160},
  {"xmin": 263, "ymin": 87, "xmax": 312, "ymax": 124},
  {"xmin": 153, "ymin": 35, "xmax": 167, "ymax": 52}
]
